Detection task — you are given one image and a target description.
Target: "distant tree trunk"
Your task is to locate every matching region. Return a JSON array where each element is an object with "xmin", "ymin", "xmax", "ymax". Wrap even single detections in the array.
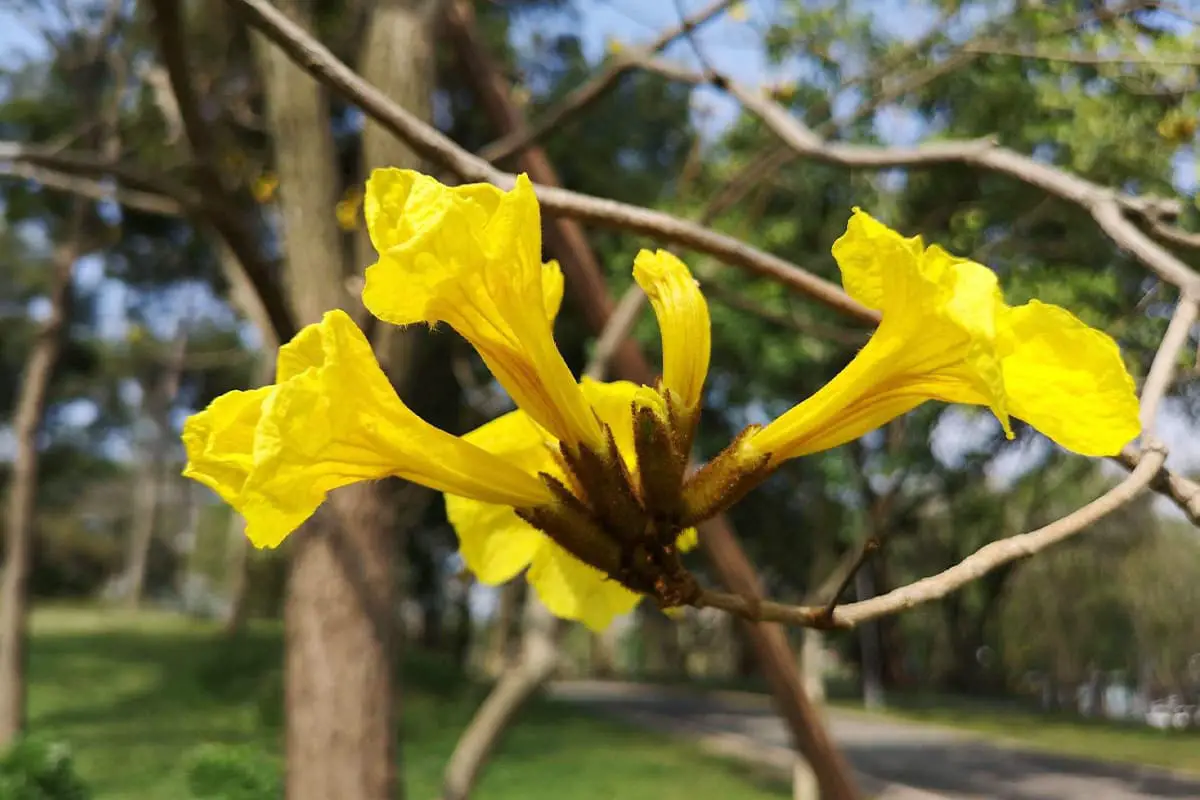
[
  {"xmin": 124, "ymin": 327, "xmax": 189, "ymax": 607},
  {"xmin": 588, "ymin": 630, "xmax": 616, "ymax": 678},
  {"xmin": 640, "ymin": 605, "xmax": 685, "ymax": 678},
  {"xmin": 855, "ymin": 568, "xmax": 885, "ymax": 710},
  {"xmin": 0, "ymin": 215, "xmax": 82, "ymax": 744},
  {"xmin": 217, "ymin": 243, "xmax": 276, "ymax": 637},
  {"xmin": 485, "ymin": 580, "xmax": 525, "ymax": 677},
  {"xmin": 450, "ymin": 576, "xmax": 474, "ymax": 670},
  {"xmin": 793, "ymin": 629, "xmax": 826, "ymax": 800},
  {"xmin": 223, "ymin": 514, "xmax": 252, "ymax": 634}
]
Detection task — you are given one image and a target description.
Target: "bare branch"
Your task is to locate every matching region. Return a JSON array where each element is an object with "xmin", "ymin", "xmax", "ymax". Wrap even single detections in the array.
[
  {"xmin": 476, "ymin": 0, "xmax": 738, "ymax": 163},
  {"xmin": 225, "ymin": 0, "xmax": 874, "ymax": 326},
  {"xmin": 963, "ymin": 42, "xmax": 1200, "ymax": 67},
  {"xmin": 442, "ymin": 595, "xmax": 567, "ymax": 800},
  {"xmin": 146, "ymin": 0, "xmax": 298, "ymax": 342},
  {"xmin": 584, "ymin": 284, "xmax": 647, "ymax": 381},
  {"xmin": 695, "ymin": 441, "xmax": 1167, "ymax": 629},
  {"xmin": 698, "ymin": 0, "xmax": 1168, "ymax": 224},
  {"xmin": 698, "ymin": 290, "xmax": 1198, "ymax": 627},
  {"xmin": 0, "ymin": 161, "xmax": 184, "ymax": 216},
  {"xmin": 1137, "ymin": 295, "xmax": 1199, "ymax": 429},
  {"xmin": 640, "ymin": 58, "xmax": 1200, "ymax": 296},
  {"xmin": 1116, "ymin": 443, "xmax": 1200, "ymax": 526}
]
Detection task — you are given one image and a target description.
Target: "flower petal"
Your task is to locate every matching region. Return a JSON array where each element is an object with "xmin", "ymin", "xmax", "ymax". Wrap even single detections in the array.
[
  {"xmin": 831, "ymin": 207, "xmax": 925, "ymax": 314},
  {"xmin": 362, "ymin": 169, "xmax": 603, "ymax": 452},
  {"xmin": 633, "ymin": 249, "xmax": 711, "ymax": 411},
  {"xmin": 999, "ymin": 300, "xmax": 1140, "ymax": 456},
  {"xmin": 183, "ymin": 310, "xmax": 550, "ymax": 549},
  {"xmin": 182, "ymin": 386, "xmax": 273, "ymax": 505},
  {"xmin": 527, "ymin": 541, "xmax": 641, "ymax": 631}
]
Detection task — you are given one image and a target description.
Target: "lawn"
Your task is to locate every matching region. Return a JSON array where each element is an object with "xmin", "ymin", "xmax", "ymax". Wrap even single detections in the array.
[{"xmin": 26, "ymin": 605, "xmax": 788, "ymax": 800}]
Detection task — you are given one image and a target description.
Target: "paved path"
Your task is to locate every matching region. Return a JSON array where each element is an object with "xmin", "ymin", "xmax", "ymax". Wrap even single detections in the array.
[{"xmin": 547, "ymin": 681, "xmax": 1200, "ymax": 800}]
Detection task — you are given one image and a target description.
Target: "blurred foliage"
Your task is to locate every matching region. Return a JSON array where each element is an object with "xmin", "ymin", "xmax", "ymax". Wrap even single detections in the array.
[{"xmin": 0, "ymin": 736, "xmax": 91, "ymax": 800}]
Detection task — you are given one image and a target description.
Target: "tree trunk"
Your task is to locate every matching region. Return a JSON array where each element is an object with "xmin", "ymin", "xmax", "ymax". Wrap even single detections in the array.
[
  {"xmin": 252, "ymin": 2, "xmax": 430, "ymax": 796},
  {"xmin": 485, "ymin": 580, "xmax": 524, "ymax": 677},
  {"xmin": 640, "ymin": 604, "xmax": 684, "ymax": 679},
  {"xmin": 793, "ymin": 628, "xmax": 827, "ymax": 800},
  {"xmin": 0, "ymin": 218, "xmax": 81, "ymax": 744},
  {"xmin": 854, "ymin": 567, "xmax": 885, "ymax": 710},
  {"xmin": 123, "ymin": 327, "xmax": 189, "ymax": 607}
]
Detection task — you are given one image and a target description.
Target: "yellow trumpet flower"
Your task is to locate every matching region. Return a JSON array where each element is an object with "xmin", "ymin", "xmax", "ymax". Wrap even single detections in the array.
[
  {"xmin": 731, "ymin": 208, "xmax": 1140, "ymax": 470},
  {"xmin": 182, "ymin": 171, "xmax": 1141, "ymax": 632}
]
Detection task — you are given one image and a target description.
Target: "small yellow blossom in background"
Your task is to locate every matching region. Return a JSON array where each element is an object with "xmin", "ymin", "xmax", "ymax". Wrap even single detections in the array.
[
  {"xmin": 182, "ymin": 170, "xmax": 1141, "ymax": 632},
  {"xmin": 729, "ymin": 1, "xmax": 749, "ymax": 22},
  {"xmin": 510, "ymin": 85, "xmax": 532, "ymax": 109},
  {"xmin": 251, "ymin": 172, "xmax": 279, "ymax": 204},
  {"xmin": 335, "ymin": 187, "xmax": 363, "ymax": 231},
  {"xmin": 1157, "ymin": 108, "xmax": 1197, "ymax": 143},
  {"xmin": 605, "ymin": 37, "xmax": 625, "ymax": 56},
  {"xmin": 768, "ymin": 81, "xmax": 797, "ymax": 102}
]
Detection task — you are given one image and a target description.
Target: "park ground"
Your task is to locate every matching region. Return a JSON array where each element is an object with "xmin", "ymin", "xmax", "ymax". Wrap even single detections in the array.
[{"xmin": 24, "ymin": 606, "xmax": 1200, "ymax": 799}]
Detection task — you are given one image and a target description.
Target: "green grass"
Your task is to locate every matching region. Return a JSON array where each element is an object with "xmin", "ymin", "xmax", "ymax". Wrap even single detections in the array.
[
  {"xmin": 828, "ymin": 692, "xmax": 1200, "ymax": 775},
  {"xmin": 27, "ymin": 605, "xmax": 788, "ymax": 800}
]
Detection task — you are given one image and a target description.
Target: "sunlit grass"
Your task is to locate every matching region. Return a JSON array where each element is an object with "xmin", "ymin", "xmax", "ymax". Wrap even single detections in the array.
[{"xmin": 27, "ymin": 605, "xmax": 787, "ymax": 799}]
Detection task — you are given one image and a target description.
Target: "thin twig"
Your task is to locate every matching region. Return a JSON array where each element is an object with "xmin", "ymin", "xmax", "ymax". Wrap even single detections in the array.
[
  {"xmin": 818, "ymin": 537, "xmax": 879, "ymax": 622},
  {"xmin": 697, "ymin": 0, "xmax": 1166, "ymax": 224},
  {"xmin": 963, "ymin": 42, "xmax": 1200, "ymax": 67},
  {"xmin": 476, "ymin": 0, "xmax": 738, "ymax": 163},
  {"xmin": 147, "ymin": 0, "xmax": 298, "ymax": 342},
  {"xmin": 695, "ymin": 442, "xmax": 1167, "ymax": 629},
  {"xmin": 583, "ymin": 284, "xmax": 647, "ymax": 381},
  {"xmin": 0, "ymin": 162, "xmax": 184, "ymax": 216},
  {"xmin": 442, "ymin": 594, "xmax": 567, "ymax": 800}
]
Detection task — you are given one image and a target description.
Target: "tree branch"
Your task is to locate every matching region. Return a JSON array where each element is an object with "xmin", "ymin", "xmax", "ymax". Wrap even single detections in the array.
[
  {"xmin": 640, "ymin": 58, "xmax": 1200, "ymax": 295},
  {"xmin": 584, "ymin": 284, "xmax": 647, "ymax": 381},
  {"xmin": 963, "ymin": 42, "xmax": 1200, "ymax": 67},
  {"xmin": 695, "ymin": 441, "xmax": 1166, "ymax": 629},
  {"xmin": 698, "ymin": 287, "xmax": 1197, "ymax": 628},
  {"xmin": 222, "ymin": 0, "xmax": 875, "ymax": 326},
  {"xmin": 475, "ymin": 0, "xmax": 738, "ymax": 163},
  {"xmin": 441, "ymin": 594, "xmax": 566, "ymax": 800},
  {"xmin": 0, "ymin": 161, "xmax": 185, "ymax": 217},
  {"xmin": 146, "ymin": 0, "xmax": 298, "ymax": 342}
]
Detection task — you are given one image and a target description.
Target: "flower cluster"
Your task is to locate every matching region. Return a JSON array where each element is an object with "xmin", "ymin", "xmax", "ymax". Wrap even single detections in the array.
[{"xmin": 182, "ymin": 171, "xmax": 1141, "ymax": 631}]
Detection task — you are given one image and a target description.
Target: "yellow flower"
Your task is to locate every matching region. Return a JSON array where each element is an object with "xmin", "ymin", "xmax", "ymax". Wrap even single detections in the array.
[
  {"xmin": 361, "ymin": 170, "xmax": 606, "ymax": 453},
  {"xmin": 335, "ymin": 187, "xmax": 363, "ymax": 231},
  {"xmin": 183, "ymin": 169, "xmax": 714, "ymax": 630},
  {"xmin": 447, "ymin": 379, "xmax": 699, "ymax": 631},
  {"xmin": 741, "ymin": 208, "xmax": 1140, "ymax": 466},
  {"xmin": 251, "ymin": 172, "xmax": 279, "ymax": 204},
  {"xmin": 182, "ymin": 309, "xmax": 551, "ymax": 549},
  {"xmin": 634, "ymin": 249, "xmax": 711, "ymax": 417}
]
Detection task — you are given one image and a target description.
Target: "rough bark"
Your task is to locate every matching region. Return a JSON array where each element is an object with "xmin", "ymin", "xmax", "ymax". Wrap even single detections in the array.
[
  {"xmin": 252, "ymin": 2, "xmax": 432, "ymax": 797},
  {"xmin": 123, "ymin": 327, "xmax": 189, "ymax": 607},
  {"xmin": 0, "ymin": 216, "xmax": 82, "ymax": 744}
]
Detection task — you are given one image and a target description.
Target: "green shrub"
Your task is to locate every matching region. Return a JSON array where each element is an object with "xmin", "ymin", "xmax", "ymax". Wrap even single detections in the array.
[
  {"xmin": 0, "ymin": 736, "xmax": 90, "ymax": 800},
  {"xmin": 185, "ymin": 744, "xmax": 281, "ymax": 800}
]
